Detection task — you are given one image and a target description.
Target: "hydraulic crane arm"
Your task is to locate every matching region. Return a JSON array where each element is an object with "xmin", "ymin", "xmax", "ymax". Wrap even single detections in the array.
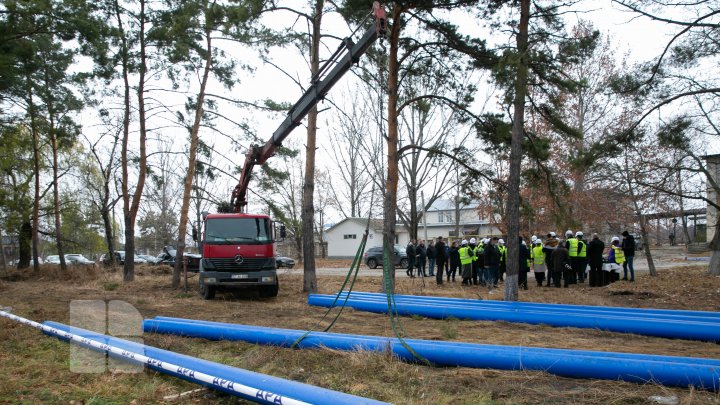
[{"xmin": 231, "ymin": 2, "xmax": 387, "ymax": 213}]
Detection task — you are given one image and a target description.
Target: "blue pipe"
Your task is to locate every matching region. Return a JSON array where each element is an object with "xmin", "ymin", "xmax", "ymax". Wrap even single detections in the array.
[
  {"xmin": 307, "ymin": 295, "xmax": 720, "ymax": 342},
  {"xmin": 151, "ymin": 316, "xmax": 720, "ymax": 367},
  {"xmin": 143, "ymin": 317, "xmax": 720, "ymax": 390},
  {"xmin": 44, "ymin": 321, "xmax": 388, "ymax": 405},
  {"xmin": 326, "ymin": 293, "xmax": 720, "ymax": 324},
  {"xmin": 338, "ymin": 291, "xmax": 720, "ymax": 320}
]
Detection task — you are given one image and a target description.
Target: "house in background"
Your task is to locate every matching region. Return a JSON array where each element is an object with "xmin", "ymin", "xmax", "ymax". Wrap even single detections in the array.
[
  {"xmin": 325, "ymin": 199, "xmax": 502, "ymax": 258},
  {"xmin": 418, "ymin": 199, "xmax": 502, "ymax": 241},
  {"xmin": 325, "ymin": 218, "xmax": 385, "ymax": 258}
]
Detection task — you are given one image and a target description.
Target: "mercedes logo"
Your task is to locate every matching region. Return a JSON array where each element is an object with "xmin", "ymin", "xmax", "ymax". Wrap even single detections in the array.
[{"xmin": 234, "ymin": 255, "xmax": 244, "ymax": 264}]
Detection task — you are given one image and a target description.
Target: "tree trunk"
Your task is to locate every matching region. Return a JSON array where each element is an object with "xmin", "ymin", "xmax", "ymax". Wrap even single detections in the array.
[
  {"xmin": 29, "ymin": 91, "xmax": 41, "ymax": 272},
  {"xmin": 0, "ymin": 226, "xmax": 6, "ymax": 271},
  {"xmin": 709, "ymin": 225, "xmax": 720, "ymax": 275},
  {"xmin": 639, "ymin": 216, "xmax": 657, "ymax": 276},
  {"xmin": 102, "ymin": 207, "xmax": 116, "ymax": 266},
  {"xmin": 50, "ymin": 132, "xmax": 67, "ymax": 271},
  {"xmin": 504, "ymin": 0, "xmax": 530, "ymax": 302},
  {"xmin": 18, "ymin": 222, "xmax": 32, "ymax": 269},
  {"xmin": 301, "ymin": 0, "xmax": 323, "ymax": 294},
  {"xmin": 381, "ymin": 5, "xmax": 402, "ymax": 293},
  {"xmin": 172, "ymin": 22, "xmax": 213, "ymax": 288},
  {"xmin": 120, "ymin": 0, "xmax": 149, "ymax": 282}
]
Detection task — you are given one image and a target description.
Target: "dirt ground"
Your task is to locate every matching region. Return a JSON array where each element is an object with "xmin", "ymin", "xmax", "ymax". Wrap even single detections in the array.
[{"xmin": 1, "ymin": 263, "xmax": 720, "ymax": 404}]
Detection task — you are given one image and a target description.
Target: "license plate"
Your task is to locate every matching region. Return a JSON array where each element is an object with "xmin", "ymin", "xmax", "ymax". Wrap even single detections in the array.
[{"xmin": 231, "ymin": 274, "xmax": 248, "ymax": 279}]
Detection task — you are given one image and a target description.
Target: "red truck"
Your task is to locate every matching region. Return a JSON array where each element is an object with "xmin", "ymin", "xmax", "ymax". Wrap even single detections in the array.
[
  {"xmin": 196, "ymin": 2, "xmax": 387, "ymax": 299},
  {"xmin": 197, "ymin": 213, "xmax": 284, "ymax": 299}
]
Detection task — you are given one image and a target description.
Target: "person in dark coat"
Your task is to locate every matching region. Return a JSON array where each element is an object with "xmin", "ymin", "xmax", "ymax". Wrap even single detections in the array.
[
  {"xmin": 427, "ymin": 240, "xmax": 436, "ymax": 277},
  {"xmin": 518, "ymin": 237, "xmax": 530, "ymax": 290},
  {"xmin": 406, "ymin": 240, "xmax": 416, "ymax": 278},
  {"xmin": 586, "ymin": 233, "xmax": 605, "ymax": 287},
  {"xmin": 552, "ymin": 243, "xmax": 572, "ymax": 288},
  {"xmin": 484, "ymin": 237, "xmax": 501, "ymax": 289},
  {"xmin": 416, "ymin": 240, "xmax": 426, "ymax": 277},
  {"xmin": 435, "ymin": 237, "xmax": 446, "ymax": 285},
  {"xmin": 542, "ymin": 232, "xmax": 559, "ymax": 286},
  {"xmin": 448, "ymin": 241, "xmax": 459, "ymax": 282},
  {"xmin": 621, "ymin": 231, "xmax": 636, "ymax": 282}
]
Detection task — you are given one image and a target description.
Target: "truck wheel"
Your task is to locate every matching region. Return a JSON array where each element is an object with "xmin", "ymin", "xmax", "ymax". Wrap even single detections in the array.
[
  {"xmin": 367, "ymin": 258, "xmax": 378, "ymax": 269},
  {"xmin": 259, "ymin": 281, "xmax": 279, "ymax": 298},
  {"xmin": 200, "ymin": 284, "xmax": 216, "ymax": 300},
  {"xmin": 400, "ymin": 258, "xmax": 409, "ymax": 268}
]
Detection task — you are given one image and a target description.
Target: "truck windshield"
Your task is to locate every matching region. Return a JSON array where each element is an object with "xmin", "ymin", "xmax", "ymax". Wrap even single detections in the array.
[{"xmin": 205, "ymin": 218, "xmax": 272, "ymax": 245}]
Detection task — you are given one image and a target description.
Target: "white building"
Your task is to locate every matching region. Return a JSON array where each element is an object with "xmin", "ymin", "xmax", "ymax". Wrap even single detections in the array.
[
  {"xmin": 415, "ymin": 199, "xmax": 502, "ymax": 242},
  {"xmin": 325, "ymin": 199, "xmax": 502, "ymax": 258},
  {"xmin": 325, "ymin": 218, "xmax": 385, "ymax": 258}
]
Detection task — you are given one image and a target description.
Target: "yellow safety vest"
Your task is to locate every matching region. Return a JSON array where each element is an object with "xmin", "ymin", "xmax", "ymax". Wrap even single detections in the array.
[
  {"xmin": 577, "ymin": 240, "xmax": 586, "ymax": 258},
  {"xmin": 459, "ymin": 247, "xmax": 472, "ymax": 265},
  {"xmin": 568, "ymin": 238, "xmax": 579, "ymax": 257},
  {"xmin": 499, "ymin": 246, "xmax": 507, "ymax": 261},
  {"xmin": 612, "ymin": 246, "xmax": 625, "ymax": 264},
  {"xmin": 532, "ymin": 246, "xmax": 545, "ymax": 265},
  {"xmin": 472, "ymin": 245, "xmax": 480, "ymax": 262}
]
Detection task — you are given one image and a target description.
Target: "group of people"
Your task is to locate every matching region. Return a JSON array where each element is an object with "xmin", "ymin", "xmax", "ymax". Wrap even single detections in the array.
[
  {"xmin": 404, "ymin": 230, "xmax": 637, "ymax": 290},
  {"xmin": 529, "ymin": 230, "xmax": 636, "ymax": 288},
  {"xmin": 405, "ymin": 236, "xmax": 507, "ymax": 287}
]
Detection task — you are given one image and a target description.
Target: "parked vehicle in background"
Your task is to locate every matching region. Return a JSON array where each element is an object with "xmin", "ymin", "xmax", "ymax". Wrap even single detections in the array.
[
  {"xmin": 45, "ymin": 255, "xmax": 94, "ymax": 265},
  {"xmin": 139, "ymin": 254, "xmax": 162, "ymax": 264},
  {"xmin": 100, "ymin": 251, "xmax": 146, "ymax": 265},
  {"xmin": 46, "ymin": 255, "xmax": 61, "ymax": 264},
  {"xmin": 276, "ymin": 256, "xmax": 295, "ymax": 269},
  {"xmin": 65, "ymin": 254, "xmax": 95, "ymax": 265},
  {"xmin": 364, "ymin": 245, "xmax": 408, "ymax": 269},
  {"xmin": 157, "ymin": 246, "xmax": 200, "ymax": 272}
]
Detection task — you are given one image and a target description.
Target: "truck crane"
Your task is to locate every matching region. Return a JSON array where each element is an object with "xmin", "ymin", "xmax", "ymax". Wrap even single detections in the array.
[{"xmin": 196, "ymin": 2, "xmax": 387, "ymax": 299}]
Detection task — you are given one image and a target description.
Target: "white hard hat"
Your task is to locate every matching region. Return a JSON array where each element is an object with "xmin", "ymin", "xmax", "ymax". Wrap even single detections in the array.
[
  {"xmin": 611, "ymin": 236, "xmax": 620, "ymax": 242},
  {"xmin": 498, "ymin": 239, "xmax": 505, "ymax": 244},
  {"xmin": 549, "ymin": 232, "xmax": 557, "ymax": 237},
  {"xmin": 531, "ymin": 235, "xmax": 537, "ymax": 241},
  {"xmin": 575, "ymin": 231, "xmax": 583, "ymax": 237},
  {"xmin": 461, "ymin": 239, "xmax": 468, "ymax": 245},
  {"xmin": 469, "ymin": 238, "xmax": 476, "ymax": 244},
  {"xmin": 566, "ymin": 229, "xmax": 573, "ymax": 236}
]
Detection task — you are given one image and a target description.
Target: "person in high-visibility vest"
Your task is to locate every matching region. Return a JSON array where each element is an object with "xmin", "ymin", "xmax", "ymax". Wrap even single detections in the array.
[
  {"xmin": 610, "ymin": 237, "xmax": 625, "ymax": 264},
  {"xmin": 575, "ymin": 231, "xmax": 587, "ymax": 283},
  {"xmin": 459, "ymin": 239, "xmax": 474, "ymax": 285},
  {"xmin": 469, "ymin": 238, "xmax": 481, "ymax": 285},
  {"xmin": 531, "ymin": 240, "xmax": 546, "ymax": 287},
  {"xmin": 498, "ymin": 239, "xmax": 507, "ymax": 283},
  {"xmin": 565, "ymin": 230, "xmax": 578, "ymax": 284}
]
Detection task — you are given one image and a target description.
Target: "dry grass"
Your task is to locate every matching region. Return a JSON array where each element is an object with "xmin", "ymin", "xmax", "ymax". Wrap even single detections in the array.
[{"xmin": 1, "ymin": 265, "xmax": 720, "ymax": 404}]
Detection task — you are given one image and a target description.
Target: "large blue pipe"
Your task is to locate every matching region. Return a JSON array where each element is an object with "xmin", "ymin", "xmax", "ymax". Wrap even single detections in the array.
[
  {"xmin": 143, "ymin": 317, "xmax": 720, "ymax": 390},
  {"xmin": 335, "ymin": 291, "xmax": 720, "ymax": 321},
  {"xmin": 151, "ymin": 316, "xmax": 720, "ymax": 367},
  {"xmin": 44, "ymin": 321, "xmax": 388, "ymax": 405},
  {"xmin": 307, "ymin": 295, "xmax": 720, "ymax": 342},
  {"xmin": 328, "ymin": 294, "xmax": 720, "ymax": 324}
]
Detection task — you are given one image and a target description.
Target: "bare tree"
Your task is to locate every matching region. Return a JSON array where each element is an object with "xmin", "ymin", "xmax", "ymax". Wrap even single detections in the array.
[{"xmin": 81, "ymin": 120, "xmax": 121, "ymax": 265}]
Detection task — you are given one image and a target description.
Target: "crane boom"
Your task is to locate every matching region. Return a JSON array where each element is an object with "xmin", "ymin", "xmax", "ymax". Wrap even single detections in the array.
[{"xmin": 231, "ymin": 2, "xmax": 387, "ymax": 212}]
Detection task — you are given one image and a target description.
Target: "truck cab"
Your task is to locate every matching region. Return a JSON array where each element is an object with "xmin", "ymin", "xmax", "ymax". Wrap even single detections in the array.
[{"xmin": 197, "ymin": 213, "xmax": 283, "ymax": 299}]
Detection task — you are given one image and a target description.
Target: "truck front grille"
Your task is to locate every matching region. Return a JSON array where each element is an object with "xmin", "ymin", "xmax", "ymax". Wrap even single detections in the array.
[{"xmin": 207, "ymin": 258, "xmax": 269, "ymax": 272}]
